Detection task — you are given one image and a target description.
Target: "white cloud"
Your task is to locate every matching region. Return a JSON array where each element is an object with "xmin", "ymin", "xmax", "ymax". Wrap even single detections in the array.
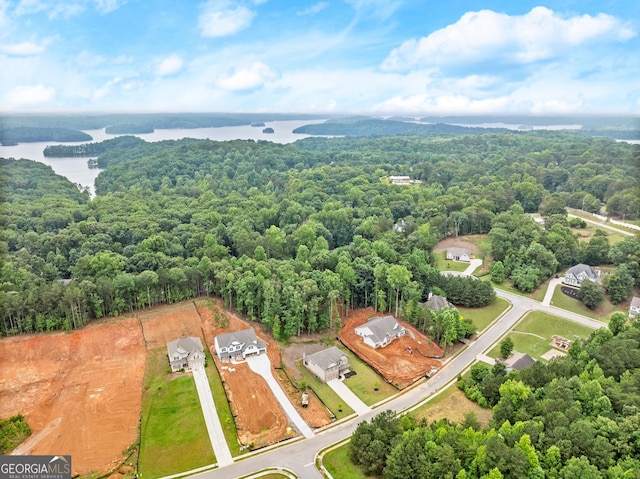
[
  {"xmin": 374, "ymin": 93, "xmax": 511, "ymax": 115},
  {"xmin": 345, "ymin": 0, "xmax": 401, "ymax": 20},
  {"xmin": 216, "ymin": 61, "xmax": 276, "ymax": 90},
  {"xmin": 297, "ymin": 2, "xmax": 328, "ymax": 16},
  {"xmin": 199, "ymin": 1, "xmax": 255, "ymax": 37},
  {"xmin": 382, "ymin": 7, "xmax": 636, "ymax": 71},
  {"xmin": 4, "ymin": 83, "xmax": 55, "ymax": 106},
  {"xmin": 155, "ymin": 54, "xmax": 184, "ymax": 76},
  {"xmin": 0, "ymin": 40, "xmax": 47, "ymax": 56},
  {"xmin": 92, "ymin": 76, "xmax": 122, "ymax": 100},
  {"xmin": 94, "ymin": 0, "xmax": 127, "ymax": 14}
]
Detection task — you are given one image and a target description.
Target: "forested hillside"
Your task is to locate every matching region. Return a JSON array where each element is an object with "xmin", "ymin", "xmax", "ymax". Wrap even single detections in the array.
[{"xmin": 1, "ymin": 132, "xmax": 638, "ymax": 336}]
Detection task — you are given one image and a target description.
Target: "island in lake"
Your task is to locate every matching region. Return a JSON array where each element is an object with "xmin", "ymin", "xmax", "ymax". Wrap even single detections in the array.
[{"xmin": 262, "ymin": 127, "xmax": 274, "ymax": 133}]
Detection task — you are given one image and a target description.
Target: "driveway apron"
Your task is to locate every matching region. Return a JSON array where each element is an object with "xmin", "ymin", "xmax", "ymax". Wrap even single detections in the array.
[{"xmin": 246, "ymin": 354, "xmax": 315, "ymax": 439}]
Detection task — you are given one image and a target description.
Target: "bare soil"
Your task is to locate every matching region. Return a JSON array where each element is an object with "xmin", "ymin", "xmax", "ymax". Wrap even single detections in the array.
[
  {"xmin": 432, "ymin": 235, "xmax": 484, "ymax": 254},
  {"xmin": 339, "ymin": 308, "xmax": 444, "ymax": 388},
  {"xmin": 195, "ymin": 299, "xmax": 332, "ymax": 447},
  {"xmin": 0, "ymin": 317, "xmax": 146, "ymax": 476}
]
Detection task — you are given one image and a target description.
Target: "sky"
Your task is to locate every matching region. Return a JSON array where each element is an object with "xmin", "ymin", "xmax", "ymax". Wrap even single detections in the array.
[{"xmin": 0, "ymin": 0, "xmax": 638, "ymax": 115}]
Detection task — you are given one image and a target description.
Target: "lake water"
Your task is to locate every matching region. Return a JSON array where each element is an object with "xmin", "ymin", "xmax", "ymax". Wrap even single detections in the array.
[{"xmin": 0, "ymin": 119, "xmax": 326, "ymax": 196}]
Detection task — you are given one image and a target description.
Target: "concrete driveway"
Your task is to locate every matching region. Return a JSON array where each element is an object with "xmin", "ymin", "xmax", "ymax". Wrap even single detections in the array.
[
  {"xmin": 327, "ymin": 378, "xmax": 370, "ymax": 415},
  {"xmin": 191, "ymin": 365, "xmax": 234, "ymax": 466},
  {"xmin": 542, "ymin": 277, "xmax": 562, "ymax": 306},
  {"xmin": 246, "ymin": 354, "xmax": 315, "ymax": 439}
]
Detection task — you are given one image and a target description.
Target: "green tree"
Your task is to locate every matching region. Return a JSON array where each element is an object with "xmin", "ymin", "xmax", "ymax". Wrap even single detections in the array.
[
  {"xmin": 500, "ymin": 337, "xmax": 514, "ymax": 359},
  {"xmin": 578, "ymin": 279, "xmax": 605, "ymax": 310},
  {"xmin": 387, "ymin": 264, "xmax": 411, "ymax": 317},
  {"xmin": 490, "ymin": 261, "xmax": 505, "ymax": 284}
]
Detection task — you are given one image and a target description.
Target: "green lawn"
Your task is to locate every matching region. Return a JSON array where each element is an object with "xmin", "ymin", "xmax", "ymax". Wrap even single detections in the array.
[
  {"xmin": 571, "ymin": 220, "xmax": 627, "ymax": 245},
  {"xmin": 296, "ymin": 357, "xmax": 355, "ymax": 419},
  {"xmin": 550, "ymin": 287, "xmax": 613, "ymax": 321},
  {"xmin": 204, "ymin": 349, "xmax": 242, "ymax": 456},
  {"xmin": 435, "ymin": 252, "xmax": 469, "ymax": 272},
  {"xmin": 457, "ymin": 297, "xmax": 509, "ymax": 332},
  {"xmin": 339, "ymin": 346, "xmax": 398, "ymax": 404},
  {"xmin": 487, "ymin": 311, "xmax": 597, "ymax": 360},
  {"xmin": 410, "ymin": 384, "xmax": 493, "ymax": 427},
  {"xmin": 139, "ymin": 349, "xmax": 215, "ymax": 478},
  {"xmin": 323, "ymin": 442, "xmax": 371, "ymax": 479}
]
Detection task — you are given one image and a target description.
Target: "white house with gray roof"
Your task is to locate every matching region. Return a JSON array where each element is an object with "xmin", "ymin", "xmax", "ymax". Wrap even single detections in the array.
[
  {"xmin": 446, "ymin": 247, "xmax": 471, "ymax": 262},
  {"xmin": 426, "ymin": 294, "xmax": 454, "ymax": 311},
  {"xmin": 629, "ymin": 296, "xmax": 640, "ymax": 318},
  {"xmin": 303, "ymin": 347, "xmax": 351, "ymax": 383},
  {"xmin": 214, "ymin": 328, "xmax": 267, "ymax": 362},
  {"xmin": 563, "ymin": 263, "xmax": 600, "ymax": 287},
  {"xmin": 355, "ymin": 315, "xmax": 407, "ymax": 349},
  {"xmin": 167, "ymin": 336, "xmax": 205, "ymax": 372}
]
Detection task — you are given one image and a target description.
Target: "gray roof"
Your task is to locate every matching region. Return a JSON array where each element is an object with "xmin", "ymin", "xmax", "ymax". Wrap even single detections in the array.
[
  {"xmin": 356, "ymin": 315, "xmax": 405, "ymax": 344},
  {"xmin": 506, "ymin": 352, "xmax": 535, "ymax": 371},
  {"xmin": 631, "ymin": 296, "xmax": 640, "ymax": 308},
  {"xmin": 215, "ymin": 328, "xmax": 266, "ymax": 350},
  {"xmin": 426, "ymin": 295, "xmax": 453, "ymax": 311},
  {"xmin": 447, "ymin": 247, "xmax": 470, "ymax": 256},
  {"xmin": 305, "ymin": 347, "xmax": 348, "ymax": 371},
  {"xmin": 167, "ymin": 336, "xmax": 203, "ymax": 357},
  {"xmin": 566, "ymin": 263, "xmax": 598, "ymax": 279}
]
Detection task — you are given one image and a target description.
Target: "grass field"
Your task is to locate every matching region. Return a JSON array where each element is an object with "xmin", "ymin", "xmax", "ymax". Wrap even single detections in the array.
[
  {"xmin": 434, "ymin": 252, "xmax": 469, "ymax": 272},
  {"xmin": 487, "ymin": 311, "xmax": 597, "ymax": 360},
  {"xmin": 295, "ymin": 359, "xmax": 355, "ymax": 419},
  {"xmin": 139, "ymin": 349, "xmax": 215, "ymax": 478},
  {"xmin": 204, "ymin": 349, "xmax": 242, "ymax": 456},
  {"xmin": 550, "ymin": 287, "xmax": 614, "ymax": 321},
  {"xmin": 323, "ymin": 443, "xmax": 371, "ymax": 479},
  {"xmin": 410, "ymin": 385, "xmax": 493, "ymax": 427},
  {"xmin": 571, "ymin": 221, "xmax": 627, "ymax": 245},
  {"xmin": 457, "ymin": 297, "xmax": 509, "ymax": 332},
  {"xmin": 340, "ymin": 346, "xmax": 398, "ymax": 405}
]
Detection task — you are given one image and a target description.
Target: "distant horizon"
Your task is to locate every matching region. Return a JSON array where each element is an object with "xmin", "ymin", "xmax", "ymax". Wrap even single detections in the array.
[{"xmin": 1, "ymin": 1, "xmax": 638, "ymax": 115}]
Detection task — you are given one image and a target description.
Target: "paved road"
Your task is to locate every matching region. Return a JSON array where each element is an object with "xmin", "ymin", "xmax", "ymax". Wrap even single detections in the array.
[
  {"xmin": 566, "ymin": 209, "xmax": 635, "ymax": 237},
  {"xmin": 191, "ymin": 365, "xmax": 234, "ymax": 466},
  {"xmin": 542, "ymin": 277, "xmax": 562, "ymax": 306},
  {"xmin": 192, "ymin": 288, "xmax": 607, "ymax": 479},
  {"xmin": 246, "ymin": 354, "xmax": 315, "ymax": 439}
]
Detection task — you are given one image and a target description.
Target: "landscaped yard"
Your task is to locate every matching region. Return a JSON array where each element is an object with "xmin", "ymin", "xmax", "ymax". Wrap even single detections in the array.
[
  {"xmin": 487, "ymin": 311, "xmax": 598, "ymax": 360},
  {"xmin": 339, "ymin": 346, "xmax": 398, "ymax": 405},
  {"xmin": 550, "ymin": 286, "xmax": 615, "ymax": 321},
  {"xmin": 457, "ymin": 297, "xmax": 509, "ymax": 332},
  {"xmin": 139, "ymin": 348, "xmax": 215, "ymax": 478},
  {"xmin": 434, "ymin": 252, "xmax": 469, "ymax": 272},
  {"xmin": 323, "ymin": 442, "xmax": 371, "ymax": 479}
]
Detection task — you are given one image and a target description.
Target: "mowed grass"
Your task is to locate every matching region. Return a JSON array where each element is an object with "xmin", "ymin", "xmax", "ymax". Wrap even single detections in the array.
[
  {"xmin": 434, "ymin": 252, "xmax": 469, "ymax": 272},
  {"xmin": 550, "ymin": 286, "xmax": 614, "ymax": 321},
  {"xmin": 204, "ymin": 349, "xmax": 242, "ymax": 456},
  {"xmin": 339, "ymin": 346, "xmax": 398, "ymax": 405},
  {"xmin": 487, "ymin": 311, "xmax": 597, "ymax": 360},
  {"xmin": 323, "ymin": 442, "xmax": 372, "ymax": 479},
  {"xmin": 295, "ymin": 358, "xmax": 355, "ymax": 419},
  {"xmin": 139, "ymin": 348, "xmax": 215, "ymax": 478},
  {"xmin": 457, "ymin": 297, "xmax": 510, "ymax": 332}
]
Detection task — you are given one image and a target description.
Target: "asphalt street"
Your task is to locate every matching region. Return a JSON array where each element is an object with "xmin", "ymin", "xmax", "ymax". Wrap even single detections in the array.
[{"xmin": 188, "ymin": 287, "xmax": 606, "ymax": 479}]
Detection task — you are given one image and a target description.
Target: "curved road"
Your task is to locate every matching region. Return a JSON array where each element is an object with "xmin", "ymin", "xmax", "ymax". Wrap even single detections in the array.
[{"xmin": 190, "ymin": 289, "xmax": 605, "ymax": 479}]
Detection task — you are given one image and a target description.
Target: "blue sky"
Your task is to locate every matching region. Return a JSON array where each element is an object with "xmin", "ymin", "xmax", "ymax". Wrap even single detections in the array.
[{"xmin": 1, "ymin": 0, "xmax": 638, "ymax": 114}]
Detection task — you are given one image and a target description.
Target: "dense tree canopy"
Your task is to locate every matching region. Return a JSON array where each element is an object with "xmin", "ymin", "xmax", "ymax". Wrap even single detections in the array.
[{"xmin": 1, "ymin": 131, "xmax": 638, "ymax": 335}]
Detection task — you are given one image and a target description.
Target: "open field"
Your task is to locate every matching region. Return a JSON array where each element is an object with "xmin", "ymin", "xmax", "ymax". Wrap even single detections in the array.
[
  {"xmin": 339, "ymin": 308, "xmax": 443, "ymax": 389},
  {"xmin": 0, "ymin": 317, "xmax": 146, "ymax": 476},
  {"xmin": 487, "ymin": 311, "xmax": 597, "ymax": 360},
  {"xmin": 411, "ymin": 385, "xmax": 493, "ymax": 427},
  {"xmin": 457, "ymin": 297, "xmax": 510, "ymax": 332},
  {"xmin": 138, "ymin": 349, "xmax": 214, "ymax": 478}
]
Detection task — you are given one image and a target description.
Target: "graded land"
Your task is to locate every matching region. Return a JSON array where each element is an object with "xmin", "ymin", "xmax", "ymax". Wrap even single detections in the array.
[{"xmin": 339, "ymin": 307, "xmax": 444, "ymax": 389}]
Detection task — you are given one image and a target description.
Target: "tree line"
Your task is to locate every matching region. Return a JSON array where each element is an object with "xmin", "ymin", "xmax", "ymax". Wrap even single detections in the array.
[{"xmin": 1, "ymin": 131, "xmax": 637, "ymax": 336}]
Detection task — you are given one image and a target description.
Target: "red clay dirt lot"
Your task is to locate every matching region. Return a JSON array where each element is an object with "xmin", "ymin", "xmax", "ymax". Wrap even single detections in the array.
[
  {"xmin": 196, "ymin": 299, "xmax": 332, "ymax": 447},
  {"xmin": 340, "ymin": 308, "xmax": 444, "ymax": 388},
  {"xmin": 0, "ymin": 317, "xmax": 146, "ymax": 476}
]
